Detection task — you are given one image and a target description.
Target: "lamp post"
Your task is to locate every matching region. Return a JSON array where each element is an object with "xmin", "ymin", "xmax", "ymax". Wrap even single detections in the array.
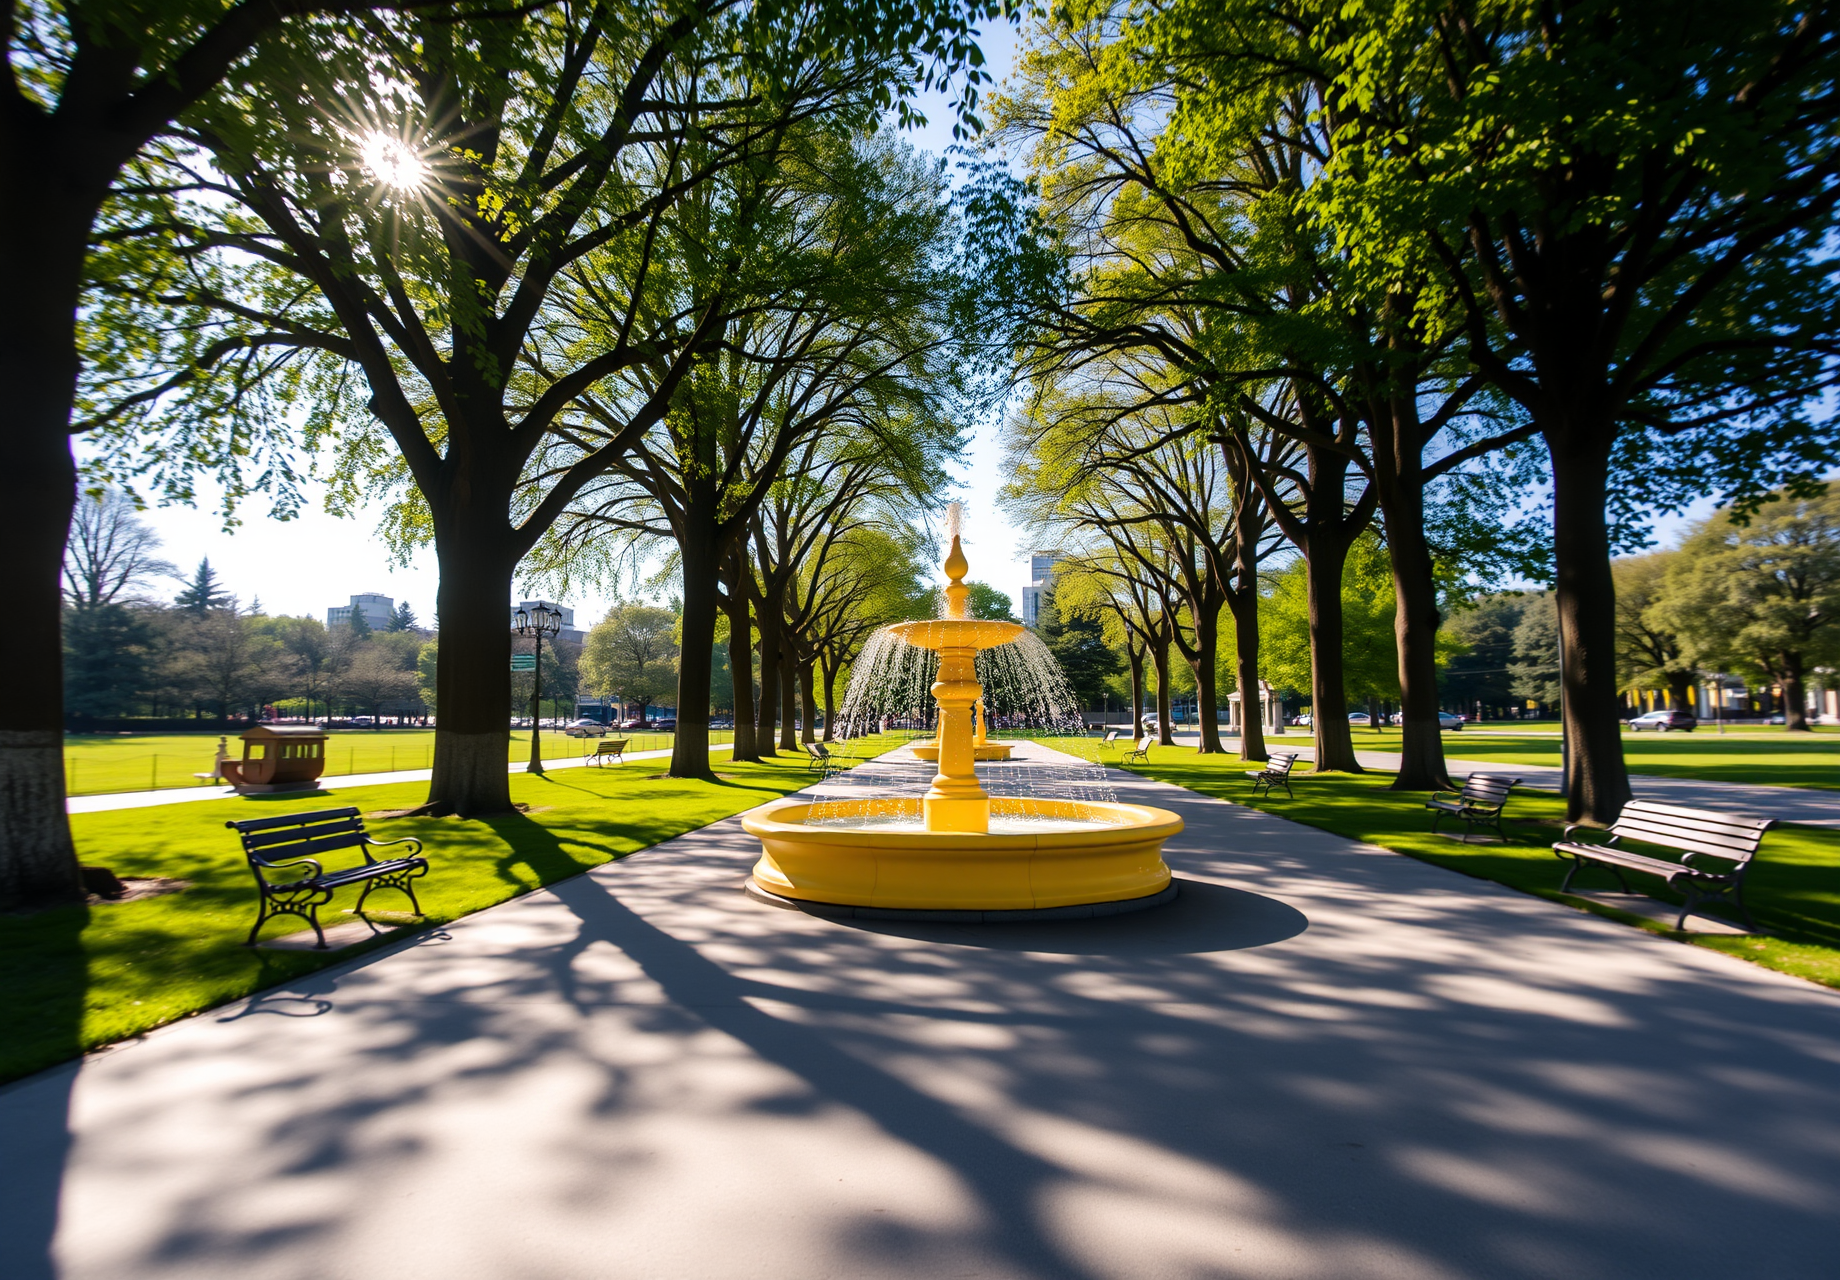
[{"xmin": 515, "ymin": 603, "xmax": 562, "ymax": 777}]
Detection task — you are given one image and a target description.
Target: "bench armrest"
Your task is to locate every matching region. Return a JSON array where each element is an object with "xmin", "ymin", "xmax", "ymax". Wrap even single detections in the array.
[
  {"xmin": 252, "ymin": 855, "xmax": 324, "ymax": 883},
  {"xmin": 1427, "ymin": 790, "xmax": 1459, "ymax": 804},
  {"xmin": 1561, "ymin": 823, "xmax": 1600, "ymax": 843},
  {"xmin": 362, "ymin": 835, "xmax": 425, "ymax": 863}
]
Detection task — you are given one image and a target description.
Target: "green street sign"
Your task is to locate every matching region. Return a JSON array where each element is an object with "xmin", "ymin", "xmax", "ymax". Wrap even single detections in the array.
[{"xmin": 510, "ymin": 655, "xmax": 536, "ymax": 671}]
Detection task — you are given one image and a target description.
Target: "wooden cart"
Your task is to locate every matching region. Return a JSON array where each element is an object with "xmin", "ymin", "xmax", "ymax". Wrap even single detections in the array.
[{"xmin": 220, "ymin": 725, "xmax": 329, "ymax": 794}]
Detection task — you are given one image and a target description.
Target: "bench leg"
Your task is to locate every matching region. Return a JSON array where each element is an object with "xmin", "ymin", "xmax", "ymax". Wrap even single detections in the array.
[
  {"xmin": 357, "ymin": 873, "xmax": 426, "ymax": 919},
  {"xmin": 245, "ymin": 899, "xmax": 273, "ymax": 948},
  {"xmin": 1281, "ymin": 777, "xmax": 1291, "ymax": 798}
]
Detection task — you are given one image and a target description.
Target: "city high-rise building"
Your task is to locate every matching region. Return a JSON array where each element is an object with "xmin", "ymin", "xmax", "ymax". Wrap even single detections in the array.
[
  {"xmin": 1022, "ymin": 550, "xmax": 1060, "ymax": 626},
  {"xmin": 327, "ymin": 592, "xmax": 394, "ymax": 630}
]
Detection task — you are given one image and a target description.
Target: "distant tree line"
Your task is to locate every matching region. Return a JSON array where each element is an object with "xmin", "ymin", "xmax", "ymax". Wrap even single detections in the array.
[{"xmin": 62, "ymin": 493, "xmax": 433, "ymax": 727}]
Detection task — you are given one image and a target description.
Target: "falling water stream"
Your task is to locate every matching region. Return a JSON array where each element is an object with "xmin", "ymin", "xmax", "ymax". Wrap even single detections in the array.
[{"xmin": 808, "ymin": 513, "xmax": 1122, "ymax": 830}]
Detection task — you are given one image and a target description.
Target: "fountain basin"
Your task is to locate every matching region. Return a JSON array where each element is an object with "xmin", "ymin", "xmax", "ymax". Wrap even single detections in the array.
[
  {"xmin": 742, "ymin": 796, "xmax": 1182, "ymax": 912},
  {"xmin": 909, "ymin": 740, "xmax": 1014, "ymax": 762}
]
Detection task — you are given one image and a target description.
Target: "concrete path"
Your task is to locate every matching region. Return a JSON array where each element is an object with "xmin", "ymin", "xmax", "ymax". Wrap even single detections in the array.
[
  {"xmin": 6, "ymin": 745, "xmax": 1839, "ymax": 1278},
  {"xmin": 1174, "ymin": 733, "xmax": 1840, "ymax": 827},
  {"xmin": 66, "ymin": 744, "xmax": 733, "ymax": 815}
]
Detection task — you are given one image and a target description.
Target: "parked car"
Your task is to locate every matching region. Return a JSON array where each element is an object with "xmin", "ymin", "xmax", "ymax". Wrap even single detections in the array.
[
  {"xmin": 1767, "ymin": 712, "xmax": 1787, "ymax": 725},
  {"xmin": 709, "ymin": 718, "xmax": 735, "ymax": 730},
  {"xmin": 652, "ymin": 719, "xmax": 677, "ymax": 732},
  {"xmin": 1628, "ymin": 709, "xmax": 1697, "ymax": 732},
  {"xmin": 1348, "ymin": 712, "xmax": 1373, "ymax": 726},
  {"xmin": 564, "ymin": 719, "xmax": 606, "ymax": 737},
  {"xmin": 1438, "ymin": 711, "xmax": 1464, "ymax": 731},
  {"xmin": 1290, "ymin": 714, "xmax": 1312, "ymax": 727},
  {"xmin": 618, "ymin": 717, "xmax": 648, "ymax": 731},
  {"xmin": 1140, "ymin": 715, "xmax": 1160, "ymax": 734},
  {"xmin": 350, "ymin": 716, "xmax": 375, "ymax": 727}
]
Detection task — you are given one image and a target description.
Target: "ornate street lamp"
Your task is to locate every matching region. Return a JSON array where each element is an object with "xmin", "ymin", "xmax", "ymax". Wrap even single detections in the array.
[{"xmin": 515, "ymin": 603, "xmax": 562, "ymax": 776}]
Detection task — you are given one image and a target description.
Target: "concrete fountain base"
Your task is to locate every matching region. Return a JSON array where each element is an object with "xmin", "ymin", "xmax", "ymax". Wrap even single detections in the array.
[{"xmin": 741, "ymin": 796, "xmax": 1183, "ymax": 915}]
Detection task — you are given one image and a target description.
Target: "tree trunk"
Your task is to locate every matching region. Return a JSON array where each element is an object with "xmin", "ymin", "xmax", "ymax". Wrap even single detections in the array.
[
  {"xmin": 1151, "ymin": 632, "xmax": 1175, "ymax": 746},
  {"xmin": 1188, "ymin": 599, "xmax": 1225, "ymax": 753},
  {"xmin": 1549, "ymin": 429, "xmax": 1632, "ymax": 822},
  {"xmin": 1227, "ymin": 590, "xmax": 1267, "ymax": 763},
  {"xmin": 669, "ymin": 520, "xmax": 720, "ymax": 777},
  {"xmin": 1781, "ymin": 655, "xmax": 1810, "ymax": 732},
  {"xmin": 1127, "ymin": 640, "xmax": 1145, "ymax": 739},
  {"xmin": 798, "ymin": 658, "xmax": 817, "ymax": 744},
  {"xmin": 753, "ymin": 591, "xmax": 781, "ymax": 758},
  {"xmin": 821, "ymin": 661, "xmax": 838, "ymax": 742},
  {"xmin": 778, "ymin": 646, "xmax": 798, "ymax": 751},
  {"xmin": 1381, "ymin": 481, "xmax": 1452, "ymax": 790},
  {"xmin": 1306, "ymin": 536, "xmax": 1363, "ymax": 772},
  {"xmin": 724, "ymin": 585, "xmax": 760, "ymax": 763},
  {"xmin": 428, "ymin": 531, "xmax": 518, "ymax": 816},
  {"xmin": 0, "ymin": 190, "xmax": 87, "ymax": 910}
]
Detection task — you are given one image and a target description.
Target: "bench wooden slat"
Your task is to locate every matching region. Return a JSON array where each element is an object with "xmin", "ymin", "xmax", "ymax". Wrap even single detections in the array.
[
  {"xmin": 248, "ymin": 831, "xmax": 371, "ymax": 863},
  {"xmin": 1618, "ymin": 800, "xmax": 1772, "ymax": 835},
  {"xmin": 228, "ymin": 807, "xmax": 360, "ymax": 834},
  {"xmin": 240, "ymin": 818, "xmax": 365, "ymax": 851},
  {"xmin": 1603, "ymin": 818, "xmax": 1764, "ymax": 861},
  {"xmin": 1616, "ymin": 807, "xmax": 1771, "ymax": 844}
]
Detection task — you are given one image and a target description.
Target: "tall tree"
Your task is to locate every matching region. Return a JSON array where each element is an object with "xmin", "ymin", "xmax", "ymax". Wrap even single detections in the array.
[
  {"xmin": 540, "ymin": 128, "xmax": 964, "ymax": 772},
  {"xmin": 1036, "ymin": 586, "xmax": 1119, "ymax": 709},
  {"xmin": 1155, "ymin": 0, "xmax": 1840, "ymax": 817},
  {"xmin": 580, "ymin": 603, "xmax": 680, "ymax": 722},
  {"xmin": 1612, "ymin": 554, "xmax": 1696, "ymax": 712},
  {"xmin": 0, "ymin": 0, "xmax": 504, "ymax": 907},
  {"xmin": 1659, "ymin": 488, "xmax": 1840, "ymax": 732},
  {"xmin": 82, "ymin": 1, "xmax": 1002, "ymax": 820},
  {"xmin": 63, "ymin": 489, "xmax": 174, "ymax": 607},
  {"xmin": 172, "ymin": 557, "xmax": 230, "ymax": 614}
]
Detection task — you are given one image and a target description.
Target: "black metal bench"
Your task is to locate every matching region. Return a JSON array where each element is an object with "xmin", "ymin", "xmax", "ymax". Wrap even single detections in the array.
[
  {"xmin": 227, "ymin": 807, "xmax": 430, "ymax": 949},
  {"xmin": 1426, "ymin": 773, "xmax": 1522, "ymax": 842},
  {"xmin": 586, "ymin": 738, "xmax": 629, "ymax": 767},
  {"xmin": 806, "ymin": 741, "xmax": 838, "ymax": 777},
  {"xmin": 1553, "ymin": 800, "xmax": 1772, "ymax": 930},
  {"xmin": 1247, "ymin": 752, "xmax": 1298, "ymax": 798}
]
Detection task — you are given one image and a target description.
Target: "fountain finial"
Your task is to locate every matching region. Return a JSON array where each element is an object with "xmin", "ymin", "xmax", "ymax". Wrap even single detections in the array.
[{"xmin": 943, "ymin": 535, "xmax": 970, "ymax": 619}]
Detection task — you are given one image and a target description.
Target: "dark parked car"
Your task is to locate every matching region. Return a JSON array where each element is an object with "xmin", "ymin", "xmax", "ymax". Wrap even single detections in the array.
[
  {"xmin": 652, "ymin": 719, "xmax": 677, "ymax": 732},
  {"xmin": 1628, "ymin": 709, "xmax": 1697, "ymax": 732}
]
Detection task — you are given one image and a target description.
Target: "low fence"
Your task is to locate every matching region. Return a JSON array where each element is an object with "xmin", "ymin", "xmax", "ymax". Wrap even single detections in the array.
[{"xmin": 63, "ymin": 729, "xmax": 736, "ymax": 798}]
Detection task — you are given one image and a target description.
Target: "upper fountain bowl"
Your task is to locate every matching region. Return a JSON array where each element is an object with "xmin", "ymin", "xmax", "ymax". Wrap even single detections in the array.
[{"xmin": 886, "ymin": 618, "xmax": 1025, "ymax": 652}]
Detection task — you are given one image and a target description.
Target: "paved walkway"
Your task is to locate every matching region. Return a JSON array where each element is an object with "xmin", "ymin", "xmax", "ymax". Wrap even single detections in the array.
[
  {"xmin": 6, "ymin": 744, "xmax": 1838, "ymax": 1278},
  {"xmin": 1173, "ymin": 733, "xmax": 1840, "ymax": 826},
  {"xmin": 65, "ymin": 744, "xmax": 733, "ymax": 814}
]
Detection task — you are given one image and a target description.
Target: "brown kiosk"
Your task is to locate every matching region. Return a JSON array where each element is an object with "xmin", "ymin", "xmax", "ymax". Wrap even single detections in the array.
[{"xmin": 220, "ymin": 725, "xmax": 329, "ymax": 794}]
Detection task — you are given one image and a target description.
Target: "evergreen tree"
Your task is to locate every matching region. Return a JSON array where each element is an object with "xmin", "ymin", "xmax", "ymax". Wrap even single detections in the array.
[
  {"xmin": 63, "ymin": 604, "xmax": 153, "ymax": 720},
  {"xmin": 388, "ymin": 602, "xmax": 418, "ymax": 632},
  {"xmin": 345, "ymin": 608, "xmax": 373, "ymax": 641},
  {"xmin": 1036, "ymin": 588, "xmax": 1119, "ymax": 709},
  {"xmin": 173, "ymin": 558, "xmax": 230, "ymax": 615}
]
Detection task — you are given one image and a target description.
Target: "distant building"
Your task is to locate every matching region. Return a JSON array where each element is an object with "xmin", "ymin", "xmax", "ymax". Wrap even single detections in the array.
[
  {"xmin": 510, "ymin": 599, "xmax": 585, "ymax": 645},
  {"xmin": 1021, "ymin": 551, "xmax": 1060, "ymax": 626},
  {"xmin": 327, "ymin": 592, "xmax": 394, "ymax": 630}
]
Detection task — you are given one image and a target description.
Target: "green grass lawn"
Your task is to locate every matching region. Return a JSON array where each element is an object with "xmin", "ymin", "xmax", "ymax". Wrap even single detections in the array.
[
  {"xmin": 1, "ymin": 735, "xmax": 886, "ymax": 1085},
  {"xmin": 60, "ymin": 727, "xmax": 733, "ymax": 797},
  {"xmin": 1118, "ymin": 748, "xmax": 1840, "ymax": 990},
  {"xmin": 1329, "ymin": 726, "xmax": 1840, "ymax": 790}
]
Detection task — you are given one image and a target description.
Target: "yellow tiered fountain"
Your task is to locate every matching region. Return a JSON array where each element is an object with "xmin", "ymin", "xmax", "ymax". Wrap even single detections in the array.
[{"xmin": 742, "ymin": 532, "xmax": 1183, "ymax": 919}]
